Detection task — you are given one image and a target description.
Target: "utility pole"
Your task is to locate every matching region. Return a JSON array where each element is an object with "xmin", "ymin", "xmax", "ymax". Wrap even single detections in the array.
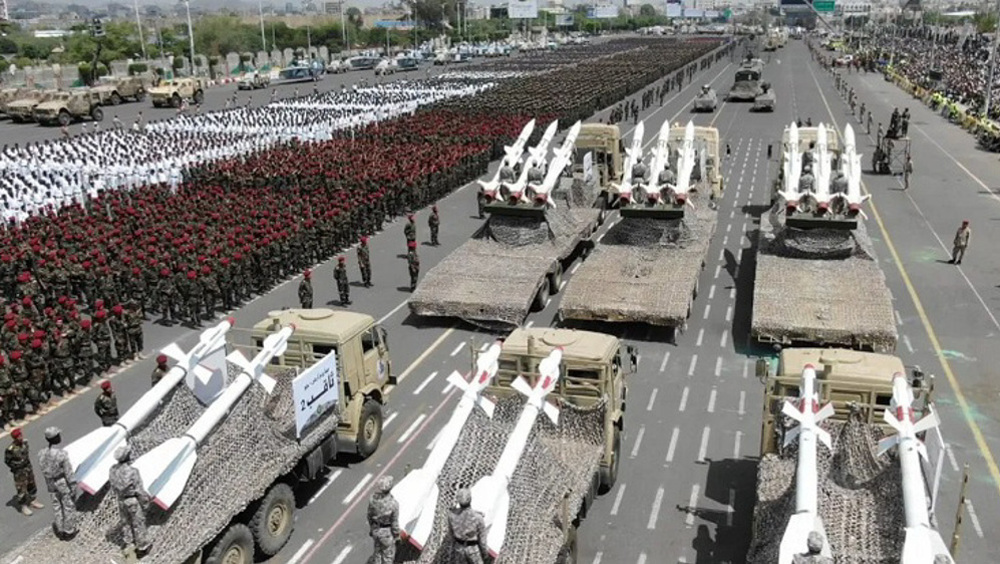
[
  {"xmin": 133, "ymin": 0, "xmax": 147, "ymax": 59},
  {"xmin": 259, "ymin": 0, "xmax": 267, "ymax": 51},
  {"xmin": 340, "ymin": 1, "xmax": 348, "ymax": 48},
  {"xmin": 184, "ymin": 0, "xmax": 197, "ymax": 75}
]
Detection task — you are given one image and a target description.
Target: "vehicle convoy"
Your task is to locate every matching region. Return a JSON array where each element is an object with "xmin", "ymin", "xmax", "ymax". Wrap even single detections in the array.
[
  {"xmin": 149, "ymin": 77, "xmax": 207, "ymax": 108},
  {"xmin": 752, "ymin": 82, "xmax": 776, "ymax": 112},
  {"xmin": 396, "ymin": 327, "xmax": 634, "ymax": 563},
  {"xmin": 90, "ymin": 75, "xmax": 149, "ymax": 105},
  {"xmin": 237, "ymin": 71, "xmax": 270, "ymax": 90},
  {"xmin": 5, "ymin": 89, "xmax": 60, "ymax": 122},
  {"xmin": 1, "ymin": 309, "xmax": 394, "ymax": 564},
  {"xmin": 559, "ymin": 121, "xmax": 721, "ymax": 339},
  {"xmin": 409, "ymin": 119, "xmax": 610, "ymax": 328},
  {"xmin": 748, "ymin": 347, "xmax": 955, "ymax": 564},
  {"xmin": 729, "ymin": 57, "xmax": 764, "ymax": 101},
  {"xmin": 692, "ymin": 85, "xmax": 718, "ymax": 112},
  {"xmin": 754, "ymin": 122, "xmax": 897, "ymax": 353},
  {"xmin": 32, "ymin": 89, "xmax": 106, "ymax": 126}
]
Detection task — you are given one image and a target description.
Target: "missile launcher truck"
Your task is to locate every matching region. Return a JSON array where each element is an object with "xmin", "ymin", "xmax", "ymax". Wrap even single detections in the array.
[
  {"xmin": 748, "ymin": 347, "xmax": 953, "ymax": 564},
  {"xmin": 409, "ymin": 121, "xmax": 612, "ymax": 329},
  {"xmin": 728, "ymin": 58, "xmax": 764, "ymax": 102},
  {"xmin": 559, "ymin": 121, "xmax": 722, "ymax": 341},
  {"xmin": 753, "ymin": 123, "xmax": 897, "ymax": 353},
  {"xmin": 404, "ymin": 327, "xmax": 635, "ymax": 564},
  {"xmin": 2, "ymin": 308, "xmax": 394, "ymax": 564}
]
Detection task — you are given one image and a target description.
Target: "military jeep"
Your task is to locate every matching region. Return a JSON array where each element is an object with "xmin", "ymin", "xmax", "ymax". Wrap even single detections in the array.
[
  {"xmin": 90, "ymin": 76, "xmax": 148, "ymax": 105},
  {"xmin": 149, "ymin": 77, "xmax": 207, "ymax": 108},
  {"xmin": 33, "ymin": 89, "xmax": 106, "ymax": 126},
  {"xmin": 6, "ymin": 89, "xmax": 61, "ymax": 123}
]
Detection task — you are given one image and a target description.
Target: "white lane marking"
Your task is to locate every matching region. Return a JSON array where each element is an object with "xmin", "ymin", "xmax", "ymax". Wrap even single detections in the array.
[
  {"xmin": 610, "ymin": 483, "xmax": 627, "ymax": 516},
  {"xmin": 726, "ymin": 223, "xmax": 732, "ymax": 232},
  {"xmin": 666, "ymin": 427, "xmax": 680, "ymax": 463},
  {"xmin": 713, "ymin": 265, "xmax": 721, "ymax": 279},
  {"xmin": 727, "ymin": 488, "xmax": 736, "ymax": 527},
  {"xmin": 427, "ymin": 427, "xmax": 446, "ymax": 451},
  {"xmin": 480, "ymin": 342, "xmax": 490, "ymax": 352},
  {"xmin": 725, "ymin": 305, "xmax": 733, "ymax": 322},
  {"xmin": 742, "ymin": 359, "xmax": 750, "ymax": 379},
  {"xmin": 630, "ymin": 425, "xmax": 646, "ymax": 459},
  {"xmin": 965, "ymin": 499, "xmax": 985, "ymax": 538},
  {"xmin": 287, "ymin": 539, "xmax": 315, "ymax": 564},
  {"xmin": 545, "ymin": 297, "xmax": 552, "ymax": 308},
  {"xmin": 637, "ymin": 554, "xmax": 648, "ymax": 564},
  {"xmin": 383, "ymin": 412, "xmax": 398, "ymax": 429},
  {"xmin": 895, "ymin": 309, "xmax": 903, "ymax": 326},
  {"xmin": 646, "ymin": 388, "xmax": 659, "ymax": 411},
  {"xmin": 722, "ymin": 235, "xmax": 728, "ymax": 245},
  {"xmin": 734, "ymin": 431, "xmax": 742, "ymax": 459},
  {"xmin": 729, "ymin": 287, "xmax": 736, "ymax": 300},
  {"xmin": 708, "ymin": 284, "xmax": 716, "ymax": 300},
  {"xmin": 698, "ymin": 426, "xmax": 711, "ymax": 462},
  {"xmin": 571, "ymin": 263, "xmax": 581, "ymax": 274},
  {"xmin": 738, "ymin": 391, "xmax": 746, "ymax": 416},
  {"xmin": 526, "ymin": 320, "xmax": 535, "ymax": 328},
  {"xmin": 679, "ymin": 387, "xmax": 689, "ymax": 412},
  {"xmin": 902, "ymin": 334, "xmax": 914, "ymax": 354},
  {"xmin": 441, "ymin": 380, "xmax": 455, "ymax": 394},
  {"xmin": 450, "ymin": 342, "xmax": 466, "ymax": 357},
  {"xmin": 331, "ymin": 545, "xmax": 353, "ymax": 564},
  {"xmin": 696, "ymin": 328, "xmax": 705, "ymax": 347},
  {"xmin": 946, "ymin": 444, "xmax": 960, "ymax": 472},
  {"xmin": 397, "ymin": 414, "xmax": 427, "ymax": 444},
  {"xmin": 707, "ymin": 388, "xmax": 717, "ymax": 413},
  {"xmin": 720, "ymin": 330, "xmax": 729, "ymax": 348},
  {"xmin": 413, "ymin": 371, "xmax": 438, "ymax": 395},
  {"xmin": 718, "ymin": 248, "xmax": 725, "ymax": 261},
  {"xmin": 688, "ymin": 355, "xmax": 698, "ymax": 376},
  {"xmin": 714, "ymin": 356, "xmax": 722, "ymax": 377},
  {"xmin": 559, "ymin": 280, "xmax": 567, "ymax": 291},
  {"xmin": 343, "ymin": 473, "xmax": 373, "ymax": 505},
  {"xmin": 685, "ymin": 484, "xmax": 700, "ymax": 526},
  {"xmin": 729, "ymin": 210, "xmax": 735, "ymax": 219},
  {"xmin": 703, "ymin": 304, "xmax": 711, "ymax": 319},
  {"xmin": 659, "ymin": 351, "xmax": 671, "ymax": 372},
  {"xmin": 377, "ymin": 299, "xmax": 410, "ymax": 324},
  {"xmin": 593, "ymin": 553, "xmax": 604, "ymax": 564},
  {"xmin": 647, "ymin": 486, "xmax": 665, "ymax": 530},
  {"xmin": 308, "ymin": 469, "xmax": 344, "ymax": 505}
]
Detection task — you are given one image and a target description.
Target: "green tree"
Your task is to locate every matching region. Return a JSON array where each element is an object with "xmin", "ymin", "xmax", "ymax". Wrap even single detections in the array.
[{"xmin": 639, "ymin": 3, "xmax": 656, "ymax": 17}]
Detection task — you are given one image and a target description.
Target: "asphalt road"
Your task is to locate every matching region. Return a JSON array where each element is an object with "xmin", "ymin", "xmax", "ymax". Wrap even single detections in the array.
[{"xmin": 3, "ymin": 39, "xmax": 999, "ymax": 564}]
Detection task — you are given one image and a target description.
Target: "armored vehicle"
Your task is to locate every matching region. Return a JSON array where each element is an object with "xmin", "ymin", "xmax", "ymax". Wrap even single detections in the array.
[
  {"xmin": 5, "ymin": 89, "xmax": 60, "ymax": 122},
  {"xmin": 752, "ymin": 82, "xmax": 776, "ymax": 112},
  {"xmin": 692, "ymin": 85, "xmax": 718, "ymax": 112},
  {"xmin": 91, "ymin": 75, "xmax": 148, "ymax": 105},
  {"xmin": 728, "ymin": 58, "xmax": 764, "ymax": 101},
  {"xmin": 0, "ymin": 87, "xmax": 31, "ymax": 117},
  {"xmin": 149, "ymin": 77, "xmax": 207, "ymax": 108},
  {"xmin": 1, "ymin": 308, "xmax": 394, "ymax": 564},
  {"xmin": 237, "ymin": 71, "xmax": 270, "ymax": 90},
  {"xmin": 33, "ymin": 89, "xmax": 106, "ymax": 126}
]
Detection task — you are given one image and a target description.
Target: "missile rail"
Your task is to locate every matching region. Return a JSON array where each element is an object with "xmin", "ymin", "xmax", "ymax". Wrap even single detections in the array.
[{"xmin": 2, "ymin": 358, "xmax": 340, "ymax": 564}]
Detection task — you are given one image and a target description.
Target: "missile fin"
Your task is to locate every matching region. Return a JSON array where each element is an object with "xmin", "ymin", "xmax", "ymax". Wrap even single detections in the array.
[
  {"xmin": 815, "ymin": 402, "xmax": 835, "ymax": 423},
  {"xmin": 510, "ymin": 375, "xmax": 533, "ymax": 398},
  {"xmin": 225, "ymin": 350, "xmax": 252, "ymax": 372},
  {"xmin": 256, "ymin": 373, "xmax": 277, "ymax": 395},
  {"xmin": 816, "ymin": 427, "xmax": 832, "ymax": 451},
  {"xmin": 902, "ymin": 527, "xmax": 934, "ymax": 564},
  {"xmin": 132, "ymin": 438, "xmax": 197, "ymax": 511},
  {"xmin": 191, "ymin": 364, "xmax": 215, "ymax": 386},
  {"xmin": 912, "ymin": 411, "xmax": 941, "ymax": 435},
  {"xmin": 542, "ymin": 401, "xmax": 560, "ymax": 425},
  {"xmin": 407, "ymin": 483, "xmax": 439, "ymax": 550},
  {"xmin": 391, "ymin": 468, "xmax": 432, "ymax": 533},
  {"xmin": 485, "ymin": 488, "xmax": 511, "ymax": 558},
  {"xmin": 161, "ymin": 342, "xmax": 187, "ymax": 363},
  {"xmin": 917, "ymin": 441, "xmax": 930, "ymax": 462},
  {"xmin": 780, "ymin": 513, "xmax": 827, "ymax": 564},
  {"xmin": 65, "ymin": 425, "xmax": 125, "ymax": 493},
  {"xmin": 883, "ymin": 409, "xmax": 905, "ymax": 433},
  {"xmin": 446, "ymin": 370, "xmax": 470, "ymax": 391},
  {"xmin": 477, "ymin": 396, "xmax": 497, "ymax": 419},
  {"xmin": 877, "ymin": 435, "xmax": 899, "ymax": 457},
  {"xmin": 781, "ymin": 400, "xmax": 805, "ymax": 423},
  {"xmin": 783, "ymin": 425, "xmax": 800, "ymax": 449}
]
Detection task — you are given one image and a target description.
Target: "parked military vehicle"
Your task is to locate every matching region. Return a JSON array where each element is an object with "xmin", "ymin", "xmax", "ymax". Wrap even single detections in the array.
[
  {"xmin": 0, "ymin": 308, "xmax": 395, "ymax": 564},
  {"xmin": 6, "ymin": 89, "xmax": 60, "ymax": 122},
  {"xmin": 149, "ymin": 77, "xmax": 207, "ymax": 108},
  {"xmin": 0, "ymin": 87, "xmax": 31, "ymax": 118},
  {"xmin": 33, "ymin": 89, "xmax": 106, "ymax": 126},
  {"xmin": 692, "ymin": 85, "xmax": 718, "ymax": 112},
  {"xmin": 90, "ymin": 75, "xmax": 149, "ymax": 105},
  {"xmin": 237, "ymin": 71, "xmax": 271, "ymax": 90},
  {"xmin": 728, "ymin": 58, "xmax": 764, "ymax": 101}
]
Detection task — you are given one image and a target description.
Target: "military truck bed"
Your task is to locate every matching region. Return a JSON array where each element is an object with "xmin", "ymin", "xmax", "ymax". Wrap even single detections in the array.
[
  {"xmin": 400, "ymin": 395, "xmax": 606, "ymax": 564},
  {"xmin": 559, "ymin": 195, "xmax": 717, "ymax": 327},
  {"xmin": 748, "ymin": 418, "xmax": 906, "ymax": 564},
  {"xmin": 751, "ymin": 209, "xmax": 897, "ymax": 353},
  {"xmin": 2, "ymin": 365, "xmax": 339, "ymax": 564}
]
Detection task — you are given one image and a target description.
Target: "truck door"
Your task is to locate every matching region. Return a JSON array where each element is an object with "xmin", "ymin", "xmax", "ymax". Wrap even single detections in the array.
[{"xmin": 360, "ymin": 327, "xmax": 381, "ymax": 386}]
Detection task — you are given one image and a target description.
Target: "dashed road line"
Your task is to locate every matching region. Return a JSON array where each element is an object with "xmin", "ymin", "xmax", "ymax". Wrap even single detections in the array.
[
  {"xmin": 413, "ymin": 371, "xmax": 438, "ymax": 395},
  {"xmin": 659, "ymin": 351, "xmax": 671, "ymax": 372},
  {"xmin": 946, "ymin": 444, "xmax": 960, "ymax": 472},
  {"xmin": 895, "ymin": 309, "xmax": 903, "ymax": 326},
  {"xmin": 708, "ymin": 284, "xmax": 716, "ymax": 299},
  {"xmin": 343, "ymin": 473, "xmax": 373, "ymax": 505},
  {"xmin": 725, "ymin": 305, "xmax": 733, "ymax": 322},
  {"xmin": 734, "ymin": 430, "xmax": 742, "ymax": 459},
  {"xmin": 688, "ymin": 355, "xmax": 698, "ymax": 377},
  {"xmin": 714, "ymin": 356, "xmax": 722, "ymax": 377},
  {"xmin": 308, "ymin": 469, "xmax": 344, "ymax": 505},
  {"xmin": 666, "ymin": 427, "xmax": 680, "ymax": 463},
  {"xmin": 646, "ymin": 388, "xmax": 659, "ymax": 411},
  {"xmin": 696, "ymin": 328, "xmax": 705, "ymax": 347},
  {"xmin": 397, "ymin": 414, "xmax": 427, "ymax": 444},
  {"xmin": 685, "ymin": 484, "xmax": 700, "ymax": 526},
  {"xmin": 427, "ymin": 427, "xmax": 445, "ymax": 451},
  {"xmin": 965, "ymin": 499, "xmax": 985, "ymax": 538},
  {"xmin": 698, "ymin": 426, "xmax": 711, "ymax": 463},
  {"xmin": 287, "ymin": 539, "xmax": 315, "ymax": 564},
  {"xmin": 738, "ymin": 391, "xmax": 746, "ymax": 416},
  {"xmin": 742, "ymin": 359, "xmax": 750, "ymax": 379},
  {"xmin": 902, "ymin": 334, "xmax": 914, "ymax": 354},
  {"xmin": 593, "ymin": 553, "xmax": 604, "ymax": 564},
  {"xmin": 630, "ymin": 425, "xmax": 646, "ymax": 459},
  {"xmin": 720, "ymin": 330, "xmax": 729, "ymax": 349},
  {"xmin": 713, "ymin": 265, "xmax": 721, "ymax": 279},
  {"xmin": 450, "ymin": 342, "xmax": 466, "ymax": 357},
  {"xmin": 707, "ymin": 388, "xmax": 717, "ymax": 413},
  {"xmin": 383, "ymin": 412, "xmax": 398, "ymax": 429},
  {"xmin": 610, "ymin": 483, "xmax": 627, "ymax": 516},
  {"xmin": 679, "ymin": 387, "xmax": 689, "ymax": 412},
  {"xmin": 647, "ymin": 486, "xmax": 665, "ymax": 530},
  {"xmin": 331, "ymin": 545, "xmax": 353, "ymax": 564},
  {"xmin": 703, "ymin": 304, "xmax": 711, "ymax": 319}
]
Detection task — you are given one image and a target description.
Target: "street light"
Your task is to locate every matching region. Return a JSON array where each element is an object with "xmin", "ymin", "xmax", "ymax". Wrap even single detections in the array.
[
  {"xmin": 259, "ymin": 0, "xmax": 267, "ymax": 51},
  {"xmin": 183, "ymin": 0, "xmax": 196, "ymax": 76}
]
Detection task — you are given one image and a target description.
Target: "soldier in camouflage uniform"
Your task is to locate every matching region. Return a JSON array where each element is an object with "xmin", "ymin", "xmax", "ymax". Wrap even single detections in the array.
[
  {"xmin": 448, "ymin": 488, "xmax": 488, "ymax": 564},
  {"xmin": 151, "ymin": 355, "xmax": 169, "ymax": 386},
  {"xmin": 792, "ymin": 531, "xmax": 833, "ymax": 564},
  {"xmin": 93, "ymin": 310, "xmax": 114, "ymax": 373},
  {"xmin": 404, "ymin": 214, "xmax": 417, "ymax": 250},
  {"xmin": 125, "ymin": 302, "xmax": 144, "ymax": 356},
  {"xmin": 38, "ymin": 426, "xmax": 78, "ymax": 538},
  {"xmin": 0, "ymin": 355, "xmax": 16, "ymax": 426},
  {"xmin": 26, "ymin": 338, "xmax": 50, "ymax": 406},
  {"xmin": 5, "ymin": 428, "xmax": 44, "ymax": 516},
  {"xmin": 51, "ymin": 330, "xmax": 75, "ymax": 395},
  {"xmin": 367, "ymin": 476, "xmax": 399, "ymax": 564},
  {"xmin": 8, "ymin": 350, "xmax": 31, "ymax": 414},
  {"xmin": 428, "ymin": 205, "xmax": 441, "ymax": 246},
  {"xmin": 110, "ymin": 305, "xmax": 131, "ymax": 360},
  {"xmin": 200, "ymin": 265, "xmax": 219, "ymax": 319},
  {"xmin": 358, "ymin": 237, "xmax": 372, "ymax": 287},
  {"xmin": 109, "ymin": 444, "xmax": 152, "ymax": 554},
  {"xmin": 94, "ymin": 381, "xmax": 119, "ymax": 426},
  {"xmin": 155, "ymin": 268, "xmax": 176, "ymax": 323},
  {"xmin": 407, "ymin": 242, "xmax": 420, "ymax": 292},
  {"xmin": 129, "ymin": 268, "xmax": 147, "ymax": 317},
  {"xmin": 299, "ymin": 270, "xmax": 313, "ymax": 309},
  {"xmin": 335, "ymin": 257, "xmax": 351, "ymax": 306},
  {"xmin": 74, "ymin": 319, "xmax": 96, "ymax": 384}
]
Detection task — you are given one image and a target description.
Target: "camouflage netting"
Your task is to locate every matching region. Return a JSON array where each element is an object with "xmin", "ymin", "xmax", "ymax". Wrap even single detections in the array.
[
  {"xmin": 751, "ymin": 206, "xmax": 898, "ymax": 352},
  {"xmin": 559, "ymin": 194, "xmax": 718, "ymax": 327},
  {"xmin": 399, "ymin": 395, "xmax": 606, "ymax": 564},
  {"xmin": 410, "ymin": 179, "xmax": 600, "ymax": 328},
  {"xmin": 3, "ymin": 366, "xmax": 339, "ymax": 564},
  {"xmin": 748, "ymin": 414, "xmax": 906, "ymax": 564}
]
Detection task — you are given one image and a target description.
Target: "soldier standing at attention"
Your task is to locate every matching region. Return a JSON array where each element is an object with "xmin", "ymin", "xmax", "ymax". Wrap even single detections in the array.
[
  {"xmin": 38, "ymin": 426, "xmax": 78, "ymax": 539},
  {"xmin": 428, "ymin": 205, "xmax": 441, "ymax": 246},
  {"xmin": 358, "ymin": 237, "xmax": 372, "ymax": 287},
  {"xmin": 109, "ymin": 444, "xmax": 152, "ymax": 555},
  {"xmin": 335, "ymin": 257, "xmax": 351, "ymax": 306},
  {"xmin": 448, "ymin": 488, "xmax": 488, "ymax": 564},
  {"xmin": 792, "ymin": 531, "xmax": 833, "ymax": 564},
  {"xmin": 367, "ymin": 476, "xmax": 399, "ymax": 564},
  {"xmin": 404, "ymin": 214, "xmax": 417, "ymax": 250},
  {"xmin": 903, "ymin": 154, "xmax": 913, "ymax": 190},
  {"xmin": 151, "ymin": 355, "xmax": 169, "ymax": 387},
  {"xmin": 950, "ymin": 220, "xmax": 971, "ymax": 265},
  {"xmin": 5, "ymin": 428, "xmax": 44, "ymax": 516},
  {"xmin": 298, "ymin": 270, "xmax": 313, "ymax": 309},
  {"xmin": 94, "ymin": 381, "xmax": 119, "ymax": 426},
  {"xmin": 407, "ymin": 242, "xmax": 420, "ymax": 292}
]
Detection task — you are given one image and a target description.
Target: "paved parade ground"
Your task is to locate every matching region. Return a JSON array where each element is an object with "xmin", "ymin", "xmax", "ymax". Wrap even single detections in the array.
[{"xmin": 2, "ymin": 37, "xmax": 1000, "ymax": 564}]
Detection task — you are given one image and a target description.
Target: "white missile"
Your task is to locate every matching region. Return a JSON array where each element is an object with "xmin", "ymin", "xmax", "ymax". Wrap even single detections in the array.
[
  {"xmin": 471, "ymin": 347, "xmax": 563, "ymax": 558},
  {"xmin": 778, "ymin": 122, "xmax": 803, "ymax": 211},
  {"xmin": 778, "ymin": 364, "xmax": 835, "ymax": 564},
  {"xmin": 671, "ymin": 121, "xmax": 698, "ymax": 206},
  {"xmin": 612, "ymin": 121, "xmax": 644, "ymax": 204},
  {"xmin": 639, "ymin": 120, "xmax": 672, "ymax": 203},
  {"xmin": 392, "ymin": 340, "xmax": 503, "ymax": 550},
  {"xmin": 525, "ymin": 121, "xmax": 581, "ymax": 208},
  {"xmin": 478, "ymin": 119, "xmax": 536, "ymax": 201},
  {"xmin": 65, "ymin": 317, "xmax": 236, "ymax": 494},
  {"xmin": 832, "ymin": 124, "xmax": 870, "ymax": 217},
  {"xmin": 877, "ymin": 374, "xmax": 952, "ymax": 564},
  {"xmin": 812, "ymin": 123, "xmax": 833, "ymax": 213},
  {"xmin": 131, "ymin": 325, "xmax": 293, "ymax": 510},
  {"xmin": 499, "ymin": 121, "xmax": 558, "ymax": 204}
]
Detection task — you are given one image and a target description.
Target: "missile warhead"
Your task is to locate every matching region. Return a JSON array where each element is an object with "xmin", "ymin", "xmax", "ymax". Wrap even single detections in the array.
[
  {"xmin": 510, "ymin": 347, "xmax": 562, "ymax": 424},
  {"xmin": 781, "ymin": 365, "xmax": 835, "ymax": 450}
]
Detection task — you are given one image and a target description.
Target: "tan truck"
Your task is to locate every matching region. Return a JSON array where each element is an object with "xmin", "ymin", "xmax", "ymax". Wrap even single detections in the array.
[
  {"xmin": 90, "ymin": 75, "xmax": 149, "ymax": 105},
  {"xmin": 0, "ymin": 87, "xmax": 31, "ymax": 118},
  {"xmin": 5, "ymin": 89, "xmax": 60, "ymax": 122},
  {"xmin": 149, "ymin": 77, "xmax": 207, "ymax": 108},
  {"xmin": 32, "ymin": 89, "xmax": 106, "ymax": 126}
]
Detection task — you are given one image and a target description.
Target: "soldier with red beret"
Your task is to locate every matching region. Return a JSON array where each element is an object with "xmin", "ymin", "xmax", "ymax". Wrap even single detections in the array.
[{"xmin": 151, "ymin": 354, "xmax": 169, "ymax": 387}]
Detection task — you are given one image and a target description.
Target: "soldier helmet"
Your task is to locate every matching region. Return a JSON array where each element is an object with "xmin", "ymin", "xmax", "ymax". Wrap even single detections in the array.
[
  {"xmin": 360, "ymin": 236, "xmax": 369, "ymax": 244},
  {"xmin": 962, "ymin": 220, "xmax": 969, "ymax": 226},
  {"xmin": 157, "ymin": 354, "xmax": 168, "ymax": 365},
  {"xmin": 21, "ymin": 296, "xmax": 31, "ymax": 306},
  {"xmin": 187, "ymin": 270, "xmax": 197, "ymax": 280},
  {"xmin": 100, "ymin": 381, "xmax": 112, "ymax": 391},
  {"xmin": 112, "ymin": 305, "xmax": 124, "ymax": 316},
  {"xmin": 80, "ymin": 319, "xmax": 91, "ymax": 329},
  {"xmin": 456, "ymin": 488, "xmax": 472, "ymax": 507},
  {"xmin": 432, "ymin": 205, "xmax": 438, "ymax": 212},
  {"xmin": 338, "ymin": 256, "xmax": 346, "ymax": 263},
  {"xmin": 44, "ymin": 426, "xmax": 61, "ymax": 441},
  {"xmin": 407, "ymin": 214, "xmax": 415, "ymax": 222},
  {"xmin": 114, "ymin": 444, "xmax": 132, "ymax": 462},
  {"xmin": 11, "ymin": 427, "xmax": 22, "ymax": 440},
  {"xmin": 132, "ymin": 267, "xmax": 141, "ymax": 276},
  {"xmin": 376, "ymin": 476, "xmax": 393, "ymax": 493},
  {"xmin": 303, "ymin": 269, "xmax": 312, "ymax": 279},
  {"xmin": 94, "ymin": 309, "xmax": 107, "ymax": 320},
  {"xmin": 806, "ymin": 531, "xmax": 824, "ymax": 553},
  {"xmin": 30, "ymin": 339, "xmax": 42, "ymax": 349}
]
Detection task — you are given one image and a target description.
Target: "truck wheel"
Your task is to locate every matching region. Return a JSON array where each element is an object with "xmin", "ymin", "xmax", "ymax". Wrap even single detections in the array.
[
  {"xmin": 57, "ymin": 111, "xmax": 71, "ymax": 127},
  {"xmin": 357, "ymin": 399, "xmax": 383, "ymax": 458},
  {"xmin": 532, "ymin": 281, "xmax": 550, "ymax": 312},
  {"xmin": 599, "ymin": 428, "xmax": 620, "ymax": 493},
  {"xmin": 250, "ymin": 482, "xmax": 295, "ymax": 556},
  {"xmin": 135, "ymin": 89, "xmax": 146, "ymax": 102},
  {"xmin": 170, "ymin": 94, "xmax": 181, "ymax": 108},
  {"xmin": 110, "ymin": 92, "xmax": 122, "ymax": 105},
  {"xmin": 205, "ymin": 523, "xmax": 254, "ymax": 564},
  {"xmin": 548, "ymin": 265, "xmax": 563, "ymax": 295},
  {"xmin": 194, "ymin": 89, "xmax": 205, "ymax": 104},
  {"xmin": 91, "ymin": 107, "xmax": 104, "ymax": 122}
]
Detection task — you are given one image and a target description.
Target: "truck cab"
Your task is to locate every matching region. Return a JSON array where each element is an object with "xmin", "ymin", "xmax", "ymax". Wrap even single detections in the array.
[
  {"xmin": 478, "ymin": 327, "xmax": 636, "ymax": 492},
  {"xmin": 249, "ymin": 308, "xmax": 394, "ymax": 458}
]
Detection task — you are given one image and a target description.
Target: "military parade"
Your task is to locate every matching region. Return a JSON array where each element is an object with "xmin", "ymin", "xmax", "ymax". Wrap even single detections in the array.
[{"xmin": 0, "ymin": 14, "xmax": 997, "ymax": 564}]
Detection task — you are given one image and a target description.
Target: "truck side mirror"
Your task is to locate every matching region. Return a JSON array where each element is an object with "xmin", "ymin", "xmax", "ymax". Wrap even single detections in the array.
[
  {"xmin": 377, "ymin": 326, "xmax": 388, "ymax": 350},
  {"xmin": 755, "ymin": 358, "xmax": 769, "ymax": 380},
  {"xmin": 627, "ymin": 345, "xmax": 638, "ymax": 373}
]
